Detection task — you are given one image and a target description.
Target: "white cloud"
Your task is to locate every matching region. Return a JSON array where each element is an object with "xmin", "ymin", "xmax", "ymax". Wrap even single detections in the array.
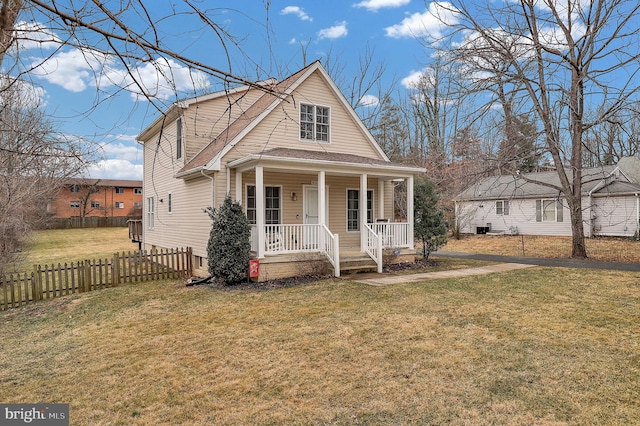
[
  {"xmin": 318, "ymin": 21, "xmax": 349, "ymax": 40},
  {"xmin": 385, "ymin": 2, "xmax": 458, "ymax": 39},
  {"xmin": 353, "ymin": 0, "xmax": 411, "ymax": 12},
  {"xmin": 13, "ymin": 21, "xmax": 61, "ymax": 51},
  {"xmin": 98, "ymin": 140, "xmax": 142, "ymax": 162},
  {"xmin": 281, "ymin": 6, "xmax": 313, "ymax": 21},
  {"xmin": 30, "ymin": 49, "xmax": 211, "ymax": 101},
  {"xmin": 289, "ymin": 38, "xmax": 298, "ymax": 45},
  {"xmin": 401, "ymin": 70, "xmax": 424, "ymax": 89},
  {"xmin": 86, "ymin": 159, "xmax": 143, "ymax": 180},
  {"xmin": 359, "ymin": 94, "xmax": 380, "ymax": 107}
]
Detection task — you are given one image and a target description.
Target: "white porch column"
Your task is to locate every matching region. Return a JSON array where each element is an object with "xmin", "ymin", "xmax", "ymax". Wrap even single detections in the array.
[
  {"xmin": 256, "ymin": 166, "xmax": 265, "ymax": 258},
  {"xmin": 318, "ymin": 171, "xmax": 326, "ymax": 226},
  {"xmin": 407, "ymin": 176, "xmax": 414, "ymax": 249},
  {"xmin": 378, "ymin": 179, "xmax": 385, "ymax": 220},
  {"xmin": 235, "ymin": 169, "xmax": 242, "ymax": 203},
  {"xmin": 360, "ymin": 173, "xmax": 368, "ymax": 251}
]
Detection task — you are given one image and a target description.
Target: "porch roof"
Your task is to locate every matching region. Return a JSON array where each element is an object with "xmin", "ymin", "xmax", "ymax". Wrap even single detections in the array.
[{"xmin": 226, "ymin": 148, "xmax": 426, "ymax": 177}]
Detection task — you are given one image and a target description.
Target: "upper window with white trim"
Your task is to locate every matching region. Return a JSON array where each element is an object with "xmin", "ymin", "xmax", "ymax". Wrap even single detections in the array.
[{"xmin": 300, "ymin": 104, "xmax": 330, "ymax": 143}]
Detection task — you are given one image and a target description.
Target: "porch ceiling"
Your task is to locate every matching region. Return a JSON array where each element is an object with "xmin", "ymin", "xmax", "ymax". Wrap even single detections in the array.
[{"xmin": 227, "ymin": 148, "xmax": 425, "ymax": 178}]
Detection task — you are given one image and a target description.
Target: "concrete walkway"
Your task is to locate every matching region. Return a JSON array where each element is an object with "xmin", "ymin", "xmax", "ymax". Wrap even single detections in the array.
[{"xmin": 355, "ymin": 262, "xmax": 536, "ymax": 286}]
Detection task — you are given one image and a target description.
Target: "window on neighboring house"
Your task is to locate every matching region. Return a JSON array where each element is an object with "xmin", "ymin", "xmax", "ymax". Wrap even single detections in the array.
[
  {"xmin": 134, "ymin": 202, "xmax": 142, "ymax": 209},
  {"xmin": 70, "ymin": 201, "xmax": 80, "ymax": 208},
  {"xmin": 115, "ymin": 202, "xmax": 124, "ymax": 209},
  {"xmin": 496, "ymin": 200, "xmax": 510, "ymax": 216},
  {"xmin": 300, "ymin": 104, "xmax": 330, "ymax": 142},
  {"xmin": 115, "ymin": 187, "xmax": 124, "ymax": 194},
  {"xmin": 536, "ymin": 199, "xmax": 563, "ymax": 222},
  {"xmin": 246, "ymin": 185, "xmax": 281, "ymax": 225},
  {"xmin": 168, "ymin": 193, "xmax": 172, "ymax": 213},
  {"xmin": 147, "ymin": 197, "xmax": 154, "ymax": 229},
  {"xmin": 70, "ymin": 184, "xmax": 80, "ymax": 193},
  {"xmin": 347, "ymin": 189, "xmax": 373, "ymax": 231},
  {"xmin": 91, "ymin": 200, "xmax": 100, "ymax": 209},
  {"xmin": 176, "ymin": 117, "xmax": 183, "ymax": 159},
  {"xmin": 134, "ymin": 188, "xmax": 142, "ymax": 194}
]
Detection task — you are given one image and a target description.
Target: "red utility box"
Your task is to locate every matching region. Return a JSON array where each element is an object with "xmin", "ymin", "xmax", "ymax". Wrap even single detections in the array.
[{"xmin": 249, "ymin": 259, "xmax": 260, "ymax": 279}]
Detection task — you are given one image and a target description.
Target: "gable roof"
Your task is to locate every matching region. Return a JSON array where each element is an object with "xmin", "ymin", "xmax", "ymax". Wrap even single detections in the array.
[
  {"xmin": 456, "ymin": 160, "xmax": 640, "ymax": 201},
  {"xmin": 173, "ymin": 61, "xmax": 390, "ymax": 178}
]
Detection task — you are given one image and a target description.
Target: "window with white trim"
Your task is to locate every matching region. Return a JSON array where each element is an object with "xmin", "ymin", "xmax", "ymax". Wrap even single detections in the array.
[
  {"xmin": 347, "ymin": 189, "xmax": 373, "ymax": 231},
  {"xmin": 70, "ymin": 184, "xmax": 80, "ymax": 193},
  {"xmin": 147, "ymin": 197, "xmax": 154, "ymax": 229},
  {"xmin": 246, "ymin": 185, "xmax": 281, "ymax": 225},
  {"xmin": 91, "ymin": 200, "xmax": 100, "ymax": 209},
  {"xmin": 496, "ymin": 200, "xmax": 509, "ymax": 216},
  {"xmin": 115, "ymin": 201, "xmax": 124, "ymax": 209},
  {"xmin": 176, "ymin": 117, "xmax": 183, "ymax": 159},
  {"xmin": 134, "ymin": 188, "xmax": 142, "ymax": 194},
  {"xmin": 536, "ymin": 199, "xmax": 563, "ymax": 222},
  {"xmin": 70, "ymin": 201, "xmax": 80, "ymax": 208},
  {"xmin": 115, "ymin": 187, "xmax": 124, "ymax": 194},
  {"xmin": 300, "ymin": 104, "xmax": 330, "ymax": 142}
]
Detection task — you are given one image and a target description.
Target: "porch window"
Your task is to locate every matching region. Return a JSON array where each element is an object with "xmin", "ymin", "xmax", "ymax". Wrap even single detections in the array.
[
  {"xmin": 246, "ymin": 185, "xmax": 281, "ymax": 225},
  {"xmin": 147, "ymin": 196, "xmax": 154, "ymax": 229},
  {"xmin": 496, "ymin": 200, "xmax": 509, "ymax": 216},
  {"xmin": 300, "ymin": 104, "xmax": 330, "ymax": 142},
  {"xmin": 347, "ymin": 189, "xmax": 373, "ymax": 231},
  {"xmin": 536, "ymin": 199, "xmax": 563, "ymax": 222}
]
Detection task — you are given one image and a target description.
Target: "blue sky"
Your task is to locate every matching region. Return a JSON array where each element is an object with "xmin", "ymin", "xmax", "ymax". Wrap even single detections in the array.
[{"xmin": 18, "ymin": 0, "xmax": 452, "ymax": 180}]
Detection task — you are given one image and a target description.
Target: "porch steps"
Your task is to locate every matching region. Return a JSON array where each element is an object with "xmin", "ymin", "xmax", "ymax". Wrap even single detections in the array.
[{"xmin": 339, "ymin": 254, "xmax": 378, "ymax": 275}]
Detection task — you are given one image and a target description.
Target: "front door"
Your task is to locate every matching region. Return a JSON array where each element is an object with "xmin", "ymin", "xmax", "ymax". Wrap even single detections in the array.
[{"xmin": 304, "ymin": 186, "xmax": 328, "ymax": 248}]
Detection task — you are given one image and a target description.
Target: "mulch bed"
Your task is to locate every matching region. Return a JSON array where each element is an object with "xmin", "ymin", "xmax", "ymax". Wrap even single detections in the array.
[{"xmin": 189, "ymin": 257, "xmax": 437, "ymax": 291}]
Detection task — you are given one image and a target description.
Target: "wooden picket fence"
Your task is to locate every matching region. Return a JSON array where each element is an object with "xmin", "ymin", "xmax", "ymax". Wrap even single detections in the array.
[{"xmin": 0, "ymin": 247, "xmax": 193, "ymax": 311}]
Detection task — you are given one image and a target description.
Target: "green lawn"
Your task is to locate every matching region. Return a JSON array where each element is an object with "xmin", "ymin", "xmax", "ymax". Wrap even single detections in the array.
[{"xmin": 1, "ymin": 266, "xmax": 638, "ymax": 425}]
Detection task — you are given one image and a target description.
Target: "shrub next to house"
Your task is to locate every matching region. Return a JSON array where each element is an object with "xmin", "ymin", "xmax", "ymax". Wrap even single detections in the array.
[{"xmin": 206, "ymin": 196, "xmax": 251, "ymax": 284}]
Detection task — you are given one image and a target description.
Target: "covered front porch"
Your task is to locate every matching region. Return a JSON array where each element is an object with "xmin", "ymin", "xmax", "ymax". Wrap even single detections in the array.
[{"xmin": 227, "ymin": 149, "xmax": 425, "ymax": 277}]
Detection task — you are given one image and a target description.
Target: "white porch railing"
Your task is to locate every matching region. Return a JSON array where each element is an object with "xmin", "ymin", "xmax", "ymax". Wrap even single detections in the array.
[
  {"xmin": 369, "ymin": 222, "xmax": 411, "ymax": 248},
  {"xmin": 321, "ymin": 224, "xmax": 340, "ymax": 277},
  {"xmin": 250, "ymin": 224, "xmax": 340, "ymax": 276},
  {"xmin": 365, "ymin": 224, "xmax": 383, "ymax": 273}
]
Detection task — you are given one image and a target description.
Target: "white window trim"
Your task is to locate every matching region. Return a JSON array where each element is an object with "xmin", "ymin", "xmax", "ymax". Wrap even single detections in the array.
[
  {"xmin": 246, "ymin": 184, "xmax": 282, "ymax": 225},
  {"xmin": 299, "ymin": 103, "xmax": 331, "ymax": 143},
  {"xmin": 496, "ymin": 200, "xmax": 509, "ymax": 216},
  {"xmin": 115, "ymin": 201, "xmax": 125, "ymax": 209},
  {"xmin": 134, "ymin": 188, "xmax": 143, "ymax": 194},
  {"xmin": 346, "ymin": 188, "xmax": 374, "ymax": 232},
  {"xmin": 147, "ymin": 196, "xmax": 155, "ymax": 230},
  {"xmin": 537, "ymin": 199, "xmax": 563, "ymax": 222}
]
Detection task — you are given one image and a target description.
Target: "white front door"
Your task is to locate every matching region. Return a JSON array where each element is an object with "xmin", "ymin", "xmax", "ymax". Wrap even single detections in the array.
[{"xmin": 304, "ymin": 186, "xmax": 328, "ymax": 248}]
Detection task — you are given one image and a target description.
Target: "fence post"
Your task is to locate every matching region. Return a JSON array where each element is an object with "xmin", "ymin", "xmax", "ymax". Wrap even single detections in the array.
[
  {"xmin": 84, "ymin": 260, "xmax": 92, "ymax": 292},
  {"xmin": 112, "ymin": 252, "xmax": 120, "ymax": 286}
]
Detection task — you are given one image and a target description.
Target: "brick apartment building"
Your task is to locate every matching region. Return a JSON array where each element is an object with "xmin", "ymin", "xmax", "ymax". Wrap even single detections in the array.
[{"xmin": 48, "ymin": 178, "xmax": 143, "ymax": 218}]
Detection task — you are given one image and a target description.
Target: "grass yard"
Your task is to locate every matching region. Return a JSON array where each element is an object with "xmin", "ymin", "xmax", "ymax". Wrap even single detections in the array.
[
  {"xmin": 443, "ymin": 234, "xmax": 640, "ymax": 263},
  {"xmin": 1, "ymin": 267, "xmax": 638, "ymax": 425},
  {"xmin": 13, "ymin": 227, "xmax": 139, "ymax": 272}
]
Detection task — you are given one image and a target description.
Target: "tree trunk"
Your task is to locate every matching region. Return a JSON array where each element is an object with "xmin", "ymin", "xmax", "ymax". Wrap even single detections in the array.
[{"xmin": 567, "ymin": 194, "xmax": 587, "ymax": 258}]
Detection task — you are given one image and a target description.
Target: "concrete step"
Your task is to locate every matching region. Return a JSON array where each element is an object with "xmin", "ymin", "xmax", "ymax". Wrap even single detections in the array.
[{"xmin": 339, "ymin": 256, "xmax": 378, "ymax": 275}]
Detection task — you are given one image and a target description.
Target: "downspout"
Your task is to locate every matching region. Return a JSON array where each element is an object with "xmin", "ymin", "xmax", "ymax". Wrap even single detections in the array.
[{"xmin": 200, "ymin": 169, "xmax": 215, "ymax": 208}]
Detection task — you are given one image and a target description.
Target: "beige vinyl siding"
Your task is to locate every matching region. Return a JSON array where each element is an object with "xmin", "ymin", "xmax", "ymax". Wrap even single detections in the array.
[
  {"xmin": 142, "ymin": 127, "xmax": 213, "ymax": 258},
  {"xmin": 458, "ymin": 198, "xmax": 576, "ymax": 236},
  {"xmin": 182, "ymin": 87, "xmax": 266, "ymax": 161},
  {"xmin": 221, "ymin": 71, "xmax": 384, "ymax": 164},
  {"xmin": 592, "ymin": 195, "xmax": 640, "ymax": 237}
]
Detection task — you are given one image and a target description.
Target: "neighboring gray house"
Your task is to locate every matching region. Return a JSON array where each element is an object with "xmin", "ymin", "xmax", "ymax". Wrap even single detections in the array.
[{"xmin": 455, "ymin": 157, "xmax": 640, "ymax": 238}]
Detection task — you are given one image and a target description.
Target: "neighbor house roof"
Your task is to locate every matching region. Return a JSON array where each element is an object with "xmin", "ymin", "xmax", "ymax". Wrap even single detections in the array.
[
  {"xmin": 63, "ymin": 178, "xmax": 142, "ymax": 188},
  {"xmin": 456, "ymin": 159, "xmax": 640, "ymax": 201}
]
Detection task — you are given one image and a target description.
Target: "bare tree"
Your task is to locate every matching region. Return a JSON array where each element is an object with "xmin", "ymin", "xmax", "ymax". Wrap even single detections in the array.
[
  {"xmin": 0, "ymin": 78, "xmax": 91, "ymax": 273},
  {"xmin": 435, "ymin": 0, "xmax": 640, "ymax": 258}
]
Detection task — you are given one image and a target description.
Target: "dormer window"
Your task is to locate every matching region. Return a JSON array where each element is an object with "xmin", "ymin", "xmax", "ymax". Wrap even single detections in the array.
[{"xmin": 300, "ymin": 104, "xmax": 329, "ymax": 142}]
